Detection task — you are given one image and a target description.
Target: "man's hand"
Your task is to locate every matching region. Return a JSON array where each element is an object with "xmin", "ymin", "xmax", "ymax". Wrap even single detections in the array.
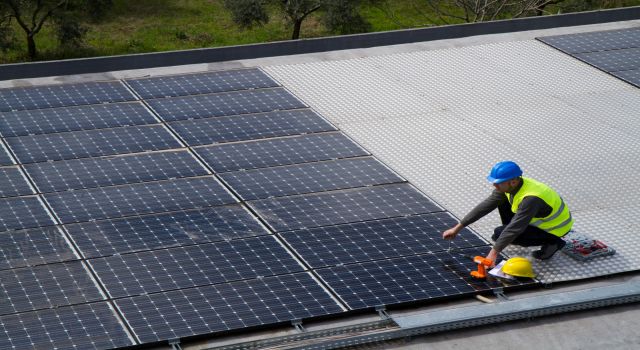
[
  {"xmin": 442, "ymin": 223, "xmax": 464, "ymax": 240},
  {"xmin": 485, "ymin": 248, "xmax": 499, "ymax": 266}
]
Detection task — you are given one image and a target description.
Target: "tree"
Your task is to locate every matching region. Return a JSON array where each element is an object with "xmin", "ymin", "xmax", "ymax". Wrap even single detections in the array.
[
  {"xmin": 224, "ymin": 0, "xmax": 374, "ymax": 40},
  {"xmin": 0, "ymin": 2, "xmax": 15, "ymax": 52},
  {"xmin": 424, "ymin": 0, "xmax": 567, "ymax": 24}
]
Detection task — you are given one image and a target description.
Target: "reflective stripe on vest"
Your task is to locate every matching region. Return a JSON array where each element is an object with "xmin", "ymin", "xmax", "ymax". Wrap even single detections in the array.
[{"xmin": 506, "ymin": 177, "xmax": 573, "ymax": 237}]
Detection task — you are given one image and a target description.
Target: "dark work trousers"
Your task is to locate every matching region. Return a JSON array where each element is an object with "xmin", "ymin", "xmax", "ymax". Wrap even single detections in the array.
[{"xmin": 491, "ymin": 201, "xmax": 565, "ymax": 247}]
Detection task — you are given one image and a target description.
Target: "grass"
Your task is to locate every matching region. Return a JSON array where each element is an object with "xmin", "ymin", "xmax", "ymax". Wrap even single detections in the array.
[{"xmin": 1, "ymin": 0, "xmax": 639, "ymax": 64}]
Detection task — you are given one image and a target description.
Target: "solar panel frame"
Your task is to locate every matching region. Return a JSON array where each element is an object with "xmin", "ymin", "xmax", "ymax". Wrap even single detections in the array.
[
  {"xmin": 612, "ymin": 69, "xmax": 640, "ymax": 88},
  {"xmin": 147, "ymin": 88, "xmax": 307, "ymax": 122},
  {"xmin": 24, "ymin": 149, "xmax": 209, "ymax": 193},
  {"xmin": 89, "ymin": 235, "xmax": 304, "ymax": 298},
  {"xmin": 249, "ymin": 183, "xmax": 443, "ymax": 232},
  {"xmin": 574, "ymin": 47, "xmax": 640, "ymax": 72},
  {"xmin": 0, "ymin": 81, "xmax": 137, "ymax": 112},
  {"xmin": 0, "ymin": 102, "xmax": 157, "ymax": 137},
  {"xmin": 0, "ymin": 166, "xmax": 34, "ymax": 198},
  {"xmin": 0, "ymin": 302, "xmax": 134, "ymax": 350},
  {"xmin": 65, "ymin": 205, "xmax": 268, "ymax": 258},
  {"xmin": 280, "ymin": 212, "xmax": 488, "ymax": 268},
  {"xmin": 0, "ymin": 196, "xmax": 55, "ymax": 231},
  {"xmin": 126, "ymin": 68, "xmax": 280, "ymax": 99},
  {"xmin": 169, "ymin": 109, "xmax": 336, "ymax": 146},
  {"xmin": 45, "ymin": 176, "xmax": 237, "ymax": 224},
  {"xmin": 6, "ymin": 124, "xmax": 182, "ymax": 164},
  {"xmin": 221, "ymin": 157, "xmax": 405, "ymax": 200},
  {"xmin": 115, "ymin": 272, "xmax": 344, "ymax": 343},
  {"xmin": 0, "ymin": 143, "xmax": 12, "ymax": 166},
  {"xmin": 0, "ymin": 261, "xmax": 104, "ymax": 315},
  {"xmin": 195, "ymin": 132, "xmax": 370, "ymax": 173},
  {"xmin": 0, "ymin": 226, "xmax": 77, "ymax": 271}
]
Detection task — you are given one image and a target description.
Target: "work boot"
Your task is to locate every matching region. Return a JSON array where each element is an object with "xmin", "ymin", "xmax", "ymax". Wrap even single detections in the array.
[{"xmin": 532, "ymin": 240, "xmax": 566, "ymax": 260}]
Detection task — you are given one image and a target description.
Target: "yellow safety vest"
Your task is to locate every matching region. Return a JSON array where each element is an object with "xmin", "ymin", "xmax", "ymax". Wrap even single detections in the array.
[{"xmin": 506, "ymin": 177, "xmax": 573, "ymax": 237}]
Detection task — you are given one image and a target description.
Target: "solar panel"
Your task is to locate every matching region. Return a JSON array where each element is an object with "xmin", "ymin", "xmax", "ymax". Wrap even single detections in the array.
[
  {"xmin": 115, "ymin": 272, "xmax": 343, "ymax": 343},
  {"xmin": 612, "ymin": 69, "xmax": 640, "ymax": 88},
  {"xmin": 147, "ymin": 88, "xmax": 307, "ymax": 121},
  {"xmin": 575, "ymin": 48, "xmax": 640, "ymax": 72},
  {"xmin": 65, "ymin": 205, "xmax": 267, "ymax": 258},
  {"xmin": 280, "ymin": 212, "xmax": 488, "ymax": 268},
  {"xmin": 24, "ymin": 150, "xmax": 208, "ymax": 193},
  {"xmin": 6, "ymin": 124, "xmax": 181, "ymax": 164},
  {"xmin": 0, "ymin": 302, "xmax": 134, "ymax": 350},
  {"xmin": 0, "ymin": 166, "xmax": 33, "ymax": 198},
  {"xmin": 169, "ymin": 109, "xmax": 336, "ymax": 146},
  {"xmin": 249, "ymin": 184, "xmax": 442, "ymax": 232},
  {"xmin": 0, "ymin": 102, "xmax": 156, "ymax": 137},
  {"xmin": 0, "ymin": 226, "xmax": 76, "ymax": 271},
  {"xmin": 195, "ymin": 132, "xmax": 369, "ymax": 173},
  {"xmin": 89, "ymin": 235, "xmax": 304, "ymax": 298},
  {"xmin": 45, "ymin": 176, "xmax": 237, "ymax": 223},
  {"xmin": 0, "ymin": 261, "xmax": 103, "ymax": 315},
  {"xmin": 538, "ymin": 27, "xmax": 640, "ymax": 53},
  {"xmin": 221, "ymin": 157, "xmax": 405, "ymax": 200},
  {"xmin": 316, "ymin": 248, "xmax": 509, "ymax": 310},
  {"xmin": 0, "ymin": 143, "xmax": 12, "ymax": 166},
  {"xmin": 126, "ymin": 68, "xmax": 279, "ymax": 99},
  {"xmin": 0, "ymin": 196, "xmax": 55, "ymax": 231},
  {"xmin": 0, "ymin": 81, "xmax": 137, "ymax": 112}
]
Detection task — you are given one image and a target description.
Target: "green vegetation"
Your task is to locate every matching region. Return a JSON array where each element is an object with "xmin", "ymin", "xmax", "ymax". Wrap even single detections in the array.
[{"xmin": 0, "ymin": 0, "xmax": 639, "ymax": 64}]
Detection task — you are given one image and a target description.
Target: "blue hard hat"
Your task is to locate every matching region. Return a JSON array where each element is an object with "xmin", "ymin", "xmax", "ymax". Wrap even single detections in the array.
[{"xmin": 487, "ymin": 161, "xmax": 523, "ymax": 184}]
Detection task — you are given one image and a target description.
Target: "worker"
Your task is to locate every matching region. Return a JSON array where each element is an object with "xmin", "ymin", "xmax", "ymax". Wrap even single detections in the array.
[{"xmin": 443, "ymin": 161, "xmax": 573, "ymax": 263}]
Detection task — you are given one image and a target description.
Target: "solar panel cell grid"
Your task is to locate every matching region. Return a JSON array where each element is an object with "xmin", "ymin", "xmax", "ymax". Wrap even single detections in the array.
[
  {"xmin": 195, "ymin": 132, "xmax": 369, "ymax": 173},
  {"xmin": 0, "ymin": 102, "xmax": 156, "ymax": 137},
  {"xmin": 126, "ymin": 68, "xmax": 279, "ymax": 99},
  {"xmin": 280, "ymin": 212, "xmax": 487, "ymax": 268},
  {"xmin": 0, "ymin": 144, "xmax": 12, "ymax": 166},
  {"xmin": 249, "ymin": 183, "xmax": 442, "ymax": 232},
  {"xmin": 45, "ymin": 176, "xmax": 237, "ymax": 223},
  {"xmin": 147, "ymin": 88, "xmax": 307, "ymax": 121},
  {"xmin": 575, "ymin": 47, "xmax": 640, "ymax": 72},
  {"xmin": 0, "ymin": 226, "xmax": 76, "ymax": 270},
  {"xmin": 0, "ymin": 196, "xmax": 55, "ymax": 231},
  {"xmin": 612, "ymin": 69, "xmax": 640, "ymax": 87},
  {"xmin": 65, "ymin": 205, "xmax": 267, "ymax": 258},
  {"xmin": 0, "ymin": 81, "xmax": 137, "ymax": 112},
  {"xmin": 25, "ymin": 150, "xmax": 208, "ymax": 193},
  {"xmin": 89, "ymin": 235, "xmax": 303, "ymax": 298},
  {"xmin": 0, "ymin": 261, "xmax": 103, "ymax": 315},
  {"xmin": 538, "ymin": 28, "xmax": 640, "ymax": 53},
  {"xmin": 115, "ymin": 273, "xmax": 343, "ymax": 343},
  {"xmin": 221, "ymin": 157, "xmax": 405, "ymax": 200},
  {"xmin": 0, "ymin": 167, "xmax": 33, "ymax": 198},
  {"xmin": 6, "ymin": 124, "xmax": 181, "ymax": 163},
  {"xmin": 169, "ymin": 109, "xmax": 336, "ymax": 146},
  {"xmin": 0, "ymin": 302, "xmax": 134, "ymax": 350}
]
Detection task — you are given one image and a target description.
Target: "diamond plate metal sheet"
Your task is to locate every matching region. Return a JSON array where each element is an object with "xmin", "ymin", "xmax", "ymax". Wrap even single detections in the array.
[{"xmin": 265, "ymin": 39, "xmax": 640, "ymax": 283}]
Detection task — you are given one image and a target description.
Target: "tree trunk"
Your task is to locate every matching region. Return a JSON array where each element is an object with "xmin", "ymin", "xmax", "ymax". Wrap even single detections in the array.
[
  {"xmin": 291, "ymin": 19, "xmax": 302, "ymax": 40},
  {"xmin": 27, "ymin": 34, "xmax": 37, "ymax": 59}
]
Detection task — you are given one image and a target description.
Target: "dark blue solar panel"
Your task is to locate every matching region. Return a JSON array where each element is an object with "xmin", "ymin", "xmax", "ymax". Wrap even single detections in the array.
[
  {"xmin": 90, "ymin": 235, "xmax": 303, "ymax": 298},
  {"xmin": 575, "ymin": 48, "xmax": 640, "ymax": 72},
  {"xmin": 126, "ymin": 68, "xmax": 279, "ymax": 99},
  {"xmin": 45, "ymin": 176, "xmax": 237, "ymax": 223},
  {"xmin": 0, "ymin": 226, "xmax": 76, "ymax": 271},
  {"xmin": 65, "ymin": 205, "xmax": 267, "ymax": 258},
  {"xmin": 6, "ymin": 124, "xmax": 181, "ymax": 163},
  {"xmin": 0, "ymin": 196, "xmax": 54, "ymax": 231},
  {"xmin": 0, "ymin": 102, "xmax": 156, "ymax": 137},
  {"xmin": 0, "ymin": 166, "xmax": 33, "ymax": 198},
  {"xmin": 0, "ymin": 144, "xmax": 12, "ymax": 166},
  {"xmin": 249, "ymin": 184, "xmax": 442, "ymax": 232},
  {"xmin": 195, "ymin": 132, "xmax": 369, "ymax": 173},
  {"xmin": 25, "ymin": 150, "xmax": 207, "ymax": 193},
  {"xmin": 281, "ymin": 213, "xmax": 488, "ymax": 268},
  {"xmin": 0, "ymin": 302, "xmax": 134, "ymax": 350},
  {"xmin": 116, "ymin": 273, "xmax": 343, "ymax": 343},
  {"xmin": 0, "ymin": 81, "xmax": 137, "ymax": 112},
  {"xmin": 169, "ymin": 109, "xmax": 335, "ymax": 146},
  {"xmin": 538, "ymin": 27, "xmax": 640, "ymax": 54},
  {"xmin": 147, "ymin": 88, "xmax": 307, "ymax": 122},
  {"xmin": 316, "ymin": 248, "xmax": 512, "ymax": 310},
  {"xmin": 0, "ymin": 261, "xmax": 103, "ymax": 315},
  {"xmin": 612, "ymin": 69, "xmax": 640, "ymax": 88}
]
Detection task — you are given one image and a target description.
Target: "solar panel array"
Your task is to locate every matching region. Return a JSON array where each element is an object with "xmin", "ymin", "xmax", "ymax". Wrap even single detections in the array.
[
  {"xmin": 538, "ymin": 27, "xmax": 640, "ymax": 87},
  {"xmin": 0, "ymin": 68, "xmax": 531, "ymax": 349}
]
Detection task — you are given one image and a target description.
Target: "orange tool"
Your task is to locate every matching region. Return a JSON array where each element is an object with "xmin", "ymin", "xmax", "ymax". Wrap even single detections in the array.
[{"xmin": 470, "ymin": 256, "xmax": 494, "ymax": 279}]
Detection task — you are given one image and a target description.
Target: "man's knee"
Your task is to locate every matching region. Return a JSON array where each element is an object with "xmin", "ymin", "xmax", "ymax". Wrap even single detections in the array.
[{"xmin": 492, "ymin": 226, "xmax": 505, "ymax": 241}]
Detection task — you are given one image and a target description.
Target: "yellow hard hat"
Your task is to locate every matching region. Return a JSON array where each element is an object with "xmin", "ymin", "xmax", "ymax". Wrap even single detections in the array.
[{"xmin": 502, "ymin": 257, "xmax": 536, "ymax": 278}]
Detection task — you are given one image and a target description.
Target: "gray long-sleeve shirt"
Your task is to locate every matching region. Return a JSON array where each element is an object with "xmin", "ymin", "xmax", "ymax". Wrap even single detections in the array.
[{"xmin": 460, "ymin": 183, "xmax": 552, "ymax": 252}]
